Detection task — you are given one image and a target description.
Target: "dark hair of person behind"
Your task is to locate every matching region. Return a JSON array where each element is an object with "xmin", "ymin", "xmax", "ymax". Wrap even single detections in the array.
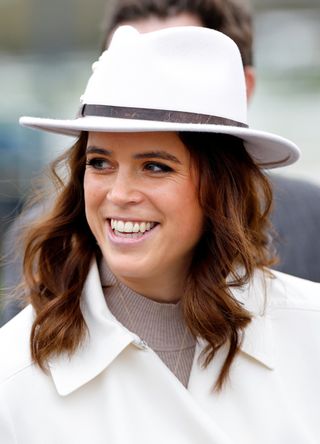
[
  {"xmin": 103, "ymin": 0, "xmax": 253, "ymax": 66},
  {"xmin": 23, "ymin": 131, "xmax": 274, "ymax": 390}
]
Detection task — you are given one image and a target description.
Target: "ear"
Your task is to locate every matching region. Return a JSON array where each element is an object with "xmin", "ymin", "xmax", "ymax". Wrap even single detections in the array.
[{"xmin": 244, "ymin": 66, "xmax": 256, "ymax": 102}]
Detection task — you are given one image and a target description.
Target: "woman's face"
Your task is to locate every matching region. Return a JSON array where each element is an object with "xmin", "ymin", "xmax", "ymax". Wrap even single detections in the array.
[{"xmin": 84, "ymin": 131, "xmax": 204, "ymax": 291}]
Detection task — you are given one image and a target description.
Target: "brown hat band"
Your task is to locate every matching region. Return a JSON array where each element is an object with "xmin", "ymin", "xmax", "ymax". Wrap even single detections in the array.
[{"xmin": 79, "ymin": 104, "xmax": 248, "ymax": 128}]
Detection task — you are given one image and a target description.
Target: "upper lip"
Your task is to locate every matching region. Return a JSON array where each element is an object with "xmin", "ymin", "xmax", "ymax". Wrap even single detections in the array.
[{"xmin": 107, "ymin": 217, "xmax": 158, "ymax": 223}]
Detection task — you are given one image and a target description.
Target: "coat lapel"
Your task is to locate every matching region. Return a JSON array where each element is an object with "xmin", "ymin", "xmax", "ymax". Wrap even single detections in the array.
[{"xmin": 49, "ymin": 260, "xmax": 139, "ymax": 396}]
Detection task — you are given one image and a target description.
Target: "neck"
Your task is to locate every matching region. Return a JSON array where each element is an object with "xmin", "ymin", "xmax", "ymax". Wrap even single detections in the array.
[
  {"xmin": 100, "ymin": 260, "xmax": 188, "ymax": 303},
  {"xmin": 117, "ymin": 271, "xmax": 186, "ymax": 303}
]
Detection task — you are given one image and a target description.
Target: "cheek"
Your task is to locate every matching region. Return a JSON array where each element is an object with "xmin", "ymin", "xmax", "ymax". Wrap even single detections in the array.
[
  {"xmin": 182, "ymin": 195, "xmax": 203, "ymax": 240},
  {"xmin": 83, "ymin": 174, "xmax": 106, "ymax": 222},
  {"xmin": 84, "ymin": 173, "xmax": 105, "ymax": 201},
  {"xmin": 165, "ymin": 181, "xmax": 203, "ymax": 239}
]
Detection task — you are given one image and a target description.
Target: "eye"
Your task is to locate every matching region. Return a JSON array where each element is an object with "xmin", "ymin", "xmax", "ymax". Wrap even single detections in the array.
[
  {"xmin": 143, "ymin": 162, "xmax": 173, "ymax": 173},
  {"xmin": 86, "ymin": 157, "xmax": 112, "ymax": 170}
]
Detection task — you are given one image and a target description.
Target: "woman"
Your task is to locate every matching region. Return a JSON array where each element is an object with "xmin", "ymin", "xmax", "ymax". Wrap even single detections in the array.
[{"xmin": 1, "ymin": 26, "xmax": 319, "ymax": 444}]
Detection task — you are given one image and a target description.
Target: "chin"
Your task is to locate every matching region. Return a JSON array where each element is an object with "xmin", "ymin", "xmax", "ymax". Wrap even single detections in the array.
[{"xmin": 104, "ymin": 256, "xmax": 151, "ymax": 281}]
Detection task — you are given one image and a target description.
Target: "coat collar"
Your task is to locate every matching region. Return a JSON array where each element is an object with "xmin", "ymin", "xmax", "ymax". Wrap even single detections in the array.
[
  {"xmin": 49, "ymin": 261, "xmax": 275, "ymax": 396},
  {"xmin": 49, "ymin": 260, "xmax": 143, "ymax": 396},
  {"xmin": 230, "ymin": 270, "xmax": 275, "ymax": 370}
]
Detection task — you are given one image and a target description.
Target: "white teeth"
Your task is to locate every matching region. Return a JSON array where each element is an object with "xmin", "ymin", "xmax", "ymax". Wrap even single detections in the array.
[
  {"xmin": 111, "ymin": 219, "xmax": 156, "ymax": 234},
  {"xmin": 133, "ymin": 223, "xmax": 140, "ymax": 233},
  {"xmin": 117, "ymin": 220, "xmax": 125, "ymax": 232},
  {"xmin": 124, "ymin": 222, "xmax": 133, "ymax": 233}
]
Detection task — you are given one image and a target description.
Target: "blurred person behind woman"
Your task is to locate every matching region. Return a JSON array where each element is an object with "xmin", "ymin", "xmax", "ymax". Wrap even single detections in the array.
[
  {"xmin": 0, "ymin": 25, "xmax": 320, "ymax": 443},
  {"xmin": 2, "ymin": 0, "xmax": 320, "ymax": 327}
]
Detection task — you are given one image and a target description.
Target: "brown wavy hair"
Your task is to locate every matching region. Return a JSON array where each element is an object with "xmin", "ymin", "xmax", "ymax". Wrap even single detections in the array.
[{"xmin": 23, "ymin": 131, "xmax": 274, "ymax": 390}]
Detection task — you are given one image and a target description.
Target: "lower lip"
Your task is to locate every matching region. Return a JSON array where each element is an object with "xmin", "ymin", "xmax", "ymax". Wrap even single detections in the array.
[{"xmin": 106, "ymin": 221, "xmax": 159, "ymax": 246}]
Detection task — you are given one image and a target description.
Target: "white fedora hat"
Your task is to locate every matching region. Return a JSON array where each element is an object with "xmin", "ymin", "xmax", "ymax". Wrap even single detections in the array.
[{"xmin": 20, "ymin": 26, "xmax": 300, "ymax": 169}]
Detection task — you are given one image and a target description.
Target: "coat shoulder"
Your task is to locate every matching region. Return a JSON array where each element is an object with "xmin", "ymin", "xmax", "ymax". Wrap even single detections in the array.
[
  {"xmin": 0, "ymin": 306, "xmax": 34, "ymax": 384},
  {"xmin": 267, "ymin": 270, "xmax": 320, "ymax": 312}
]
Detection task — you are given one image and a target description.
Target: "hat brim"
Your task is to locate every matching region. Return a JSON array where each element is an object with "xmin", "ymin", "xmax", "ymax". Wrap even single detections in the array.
[{"xmin": 19, "ymin": 115, "xmax": 300, "ymax": 169}]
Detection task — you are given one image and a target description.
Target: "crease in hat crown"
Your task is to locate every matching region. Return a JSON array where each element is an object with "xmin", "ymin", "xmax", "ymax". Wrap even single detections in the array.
[{"xmin": 19, "ymin": 25, "xmax": 300, "ymax": 169}]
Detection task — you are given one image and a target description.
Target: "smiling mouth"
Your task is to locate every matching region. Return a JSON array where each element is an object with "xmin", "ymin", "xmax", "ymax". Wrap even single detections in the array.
[{"xmin": 109, "ymin": 219, "xmax": 158, "ymax": 238}]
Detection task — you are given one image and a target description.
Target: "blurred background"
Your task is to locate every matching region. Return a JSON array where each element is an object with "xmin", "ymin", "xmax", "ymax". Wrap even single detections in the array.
[{"xmin": 0, "ymin": 0, "xmax": 319, "ymax": 298}]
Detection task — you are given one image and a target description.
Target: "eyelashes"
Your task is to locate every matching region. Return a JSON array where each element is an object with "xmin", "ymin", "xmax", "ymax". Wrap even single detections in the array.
[
  {"xmin": 86, "ymin": 158, "xmax": 111, "ymax": 170},
  {"xmin": 142, "ymin": 162, "xmax": 173, "ymax": 173},
  {"xmin": 86, "ymin": 158, "xmax": 174, "ymax": 174}
]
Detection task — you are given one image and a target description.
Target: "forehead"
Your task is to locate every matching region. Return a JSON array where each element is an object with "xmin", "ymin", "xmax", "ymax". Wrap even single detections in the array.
[
  {"xmin": 107, "ymin": 13, "xmax": 202, "ymax": 45},
  {"xmin": 120, "ymin": 13, "xmax": 203, "ymax": 34}
]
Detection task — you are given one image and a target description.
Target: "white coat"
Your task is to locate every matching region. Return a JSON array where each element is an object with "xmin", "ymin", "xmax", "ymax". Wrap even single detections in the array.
[{"xmin": 1, "ymin": 261, "xmax": 320, "ymax": 444}]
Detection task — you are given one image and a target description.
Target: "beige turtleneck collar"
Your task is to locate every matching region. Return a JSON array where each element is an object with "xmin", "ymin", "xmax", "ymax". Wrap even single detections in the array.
[{"xmin": 99, "ymin": 260, "xmax": 196, "ymax": 387}]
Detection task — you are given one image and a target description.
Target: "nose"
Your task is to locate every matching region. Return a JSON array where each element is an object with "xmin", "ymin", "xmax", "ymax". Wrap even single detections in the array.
[{"xmin": 106, "ymin": 170, "xmax": 144, "ymax": 207}]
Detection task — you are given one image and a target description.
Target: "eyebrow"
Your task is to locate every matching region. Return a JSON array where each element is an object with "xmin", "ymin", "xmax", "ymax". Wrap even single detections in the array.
[
  {"xmin": 86, "ymin": 146, "xmax": 112, "ymax": 156},
  {"xmin": 133, "ymin": 151, "xmax": 181, "ymax": 164},
  {"xmin": 86, "ymin": 147, "xmax": 181, "ymax": 164}
]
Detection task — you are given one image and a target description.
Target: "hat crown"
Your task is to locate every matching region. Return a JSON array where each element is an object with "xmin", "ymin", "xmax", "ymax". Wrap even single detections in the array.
[{"xmin": 81, "ymin": 26, "xmax": 248, "ymax": 124}]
